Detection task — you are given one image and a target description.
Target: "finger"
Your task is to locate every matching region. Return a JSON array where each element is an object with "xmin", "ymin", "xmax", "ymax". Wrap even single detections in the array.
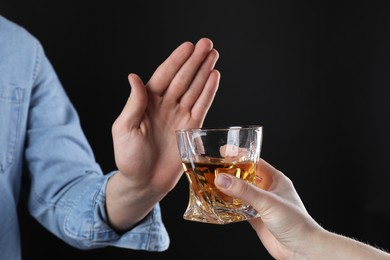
[
  {"xmin": 215, "ymin": 173, "xmax": 271, "ymax": 213},
  {"xmin": 255, "ymin": 159, "xmax": 276, "ymax": 190},
  {"xmin": 146, "ymin": 41, "xmax": 195, "ymax": 95},
  {"xmin": 112, "ymin": 73, "xmax": 147, "ymax": 134},
  {"xmin": 162, "ymin": 38, "xmax": 214, "ymax": 100},
  {"xmin": 178, "ymin": 49, "xmax": 219, "ymax": 108},
  {"xmin": 215, "ymin": 159, "xmax": 281, "ymax": 210},
  {"xmin": 254, "ymin": 160, "xmax": 305, "ymax": 211},
  {"xmin": 187, "ymin": 69, "xmax": 220, "ymax": 125}
]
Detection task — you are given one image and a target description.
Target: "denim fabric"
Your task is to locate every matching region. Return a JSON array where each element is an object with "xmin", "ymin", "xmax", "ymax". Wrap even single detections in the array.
[{"xmin": 0, "ymin": 15, "xmax": 169, "ymax": 259}]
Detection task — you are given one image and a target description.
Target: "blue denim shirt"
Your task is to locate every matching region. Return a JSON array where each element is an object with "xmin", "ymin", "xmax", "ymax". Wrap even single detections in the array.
[{"xmin": 0, "ymin": 15, "xmax": 169, "ymax": 259}]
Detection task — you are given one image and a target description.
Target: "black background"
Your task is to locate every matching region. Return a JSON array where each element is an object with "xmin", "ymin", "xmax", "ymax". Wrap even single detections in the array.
[{"xmin": 2, "ymin": 0, "xmax": 390, "ymax": 259}]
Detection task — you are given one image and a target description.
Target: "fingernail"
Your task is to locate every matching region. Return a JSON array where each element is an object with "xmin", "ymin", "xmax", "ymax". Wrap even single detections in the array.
[{"xmin": 216, "ymin": 174, "xmax": 232, "ymax": 188}]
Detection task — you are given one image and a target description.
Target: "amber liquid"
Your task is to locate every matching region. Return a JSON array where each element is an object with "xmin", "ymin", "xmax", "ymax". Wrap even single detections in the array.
[{"xmin": 182, "ymin": 159, "xmax": 259, "ymax": 224}]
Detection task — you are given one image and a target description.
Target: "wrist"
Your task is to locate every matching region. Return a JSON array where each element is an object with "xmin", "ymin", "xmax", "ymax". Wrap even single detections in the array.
[{"xmin": 105, "ymin": 171, "xmax": 165, "ymax": 231}]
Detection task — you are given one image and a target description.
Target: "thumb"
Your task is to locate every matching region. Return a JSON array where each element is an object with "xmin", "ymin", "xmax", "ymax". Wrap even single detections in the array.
[
  {"xmin": 113, "ymin": 73, "xmax": 147, "ymax": 133},
  {"xmin": 215, "ymin": 173, "xmax": 269, "ymax": 214}
]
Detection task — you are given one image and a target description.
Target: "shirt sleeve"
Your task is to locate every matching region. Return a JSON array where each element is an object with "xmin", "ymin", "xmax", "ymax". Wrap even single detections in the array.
[
  {"xmin": 24, "ymin": 38, "xmax": 169, "ymax": 251},
  {"xmin": 63, "ymin": 171, "xmax": 170, "ymax": 251}
]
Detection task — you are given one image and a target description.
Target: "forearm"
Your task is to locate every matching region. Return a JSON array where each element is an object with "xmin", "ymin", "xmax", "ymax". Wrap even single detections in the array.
[
  {"xmin": 305, "ymin": 229, "xmax": 390, "ymax": 260},
  {"xmin": 105, "ymin": 171, "xmax": 166, "ymax": 232}
]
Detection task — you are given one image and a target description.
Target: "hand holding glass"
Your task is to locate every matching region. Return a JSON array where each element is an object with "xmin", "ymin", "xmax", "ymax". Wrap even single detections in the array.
[{"xmin": 176, "ymin": 126, "xmax": 263, "ymax": 224}]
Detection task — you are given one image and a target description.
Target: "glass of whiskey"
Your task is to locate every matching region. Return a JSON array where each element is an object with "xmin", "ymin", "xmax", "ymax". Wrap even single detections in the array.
[{"xmin": 176, "ymin": 125, "xmax": 263, "ymax": 224}]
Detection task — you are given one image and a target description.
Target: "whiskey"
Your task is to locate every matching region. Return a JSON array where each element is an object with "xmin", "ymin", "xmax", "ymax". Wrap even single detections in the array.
[
  {"xmin": 181, "ymin": 158, "xmax": 259, "ymax": 224},
  {"xmin": 176, "ymin": 125, "xmax": 263, "ymax": 224}
]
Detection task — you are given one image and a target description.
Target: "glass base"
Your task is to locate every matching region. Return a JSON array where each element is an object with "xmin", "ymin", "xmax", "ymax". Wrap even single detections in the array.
[{"xmin": 183, "ymin": 203, "xmax": 260, "ymax": 225}]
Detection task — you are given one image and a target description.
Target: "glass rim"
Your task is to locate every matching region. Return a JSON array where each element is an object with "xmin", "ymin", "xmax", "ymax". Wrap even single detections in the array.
[{"xmin": 176, "ymin": 125, "xmax": 263, "ymax": 133}]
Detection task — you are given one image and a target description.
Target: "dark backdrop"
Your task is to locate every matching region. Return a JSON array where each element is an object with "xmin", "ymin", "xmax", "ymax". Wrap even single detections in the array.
[{"xmin": 2, "ymin": 0, "xmax": 390, "ymax": 259}]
